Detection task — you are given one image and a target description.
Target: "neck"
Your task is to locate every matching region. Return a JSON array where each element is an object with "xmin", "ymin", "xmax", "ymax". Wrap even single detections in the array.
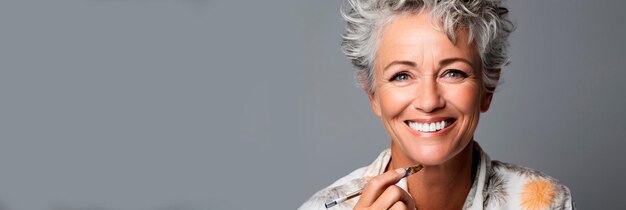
[{"xmin": 388, "ymin": 141, "xmax": 476, "ymax": 210}]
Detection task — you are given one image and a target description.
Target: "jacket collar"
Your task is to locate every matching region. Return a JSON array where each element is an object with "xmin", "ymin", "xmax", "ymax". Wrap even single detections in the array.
[{"xmin": 360, "ymin": 141, "xmax": 491, "ymax": 210}]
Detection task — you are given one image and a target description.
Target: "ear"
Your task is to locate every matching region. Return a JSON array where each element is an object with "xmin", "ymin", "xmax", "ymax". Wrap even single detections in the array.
[
  {"xmin": 480, "ymin": 68, "xmax": 500, "ymax": 112},
  {"xmin": 480, "ymin": 91, "xmax": 493, "ymax": 113},
  {"xmin": 359, "ymin": 71, "xmax": 382, "ymax": 117},
  {"xmin": 368, "ymin": 92, "xmax": 382, "ymax": 117}
]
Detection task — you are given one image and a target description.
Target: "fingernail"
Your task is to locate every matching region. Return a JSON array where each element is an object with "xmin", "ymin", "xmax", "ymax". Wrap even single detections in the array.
[{"xmin": 395, "ymin": 168, "xmax": 405, "ymax": 176}]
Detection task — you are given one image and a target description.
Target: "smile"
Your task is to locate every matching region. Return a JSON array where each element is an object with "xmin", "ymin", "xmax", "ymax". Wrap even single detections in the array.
[{"xmin": 404, "ymin": 119, "xmax": 456, "ymax": 133}]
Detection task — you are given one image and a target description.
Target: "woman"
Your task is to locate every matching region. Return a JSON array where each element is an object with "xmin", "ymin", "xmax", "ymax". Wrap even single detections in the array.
[{"xmin": 300, "ymin": 0, "xmax": 574, "ymax": 209}]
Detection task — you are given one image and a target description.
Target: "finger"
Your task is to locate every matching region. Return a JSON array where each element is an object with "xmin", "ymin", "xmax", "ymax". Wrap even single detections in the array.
[
  {"xmin": 389, "ymin": 201, "xmax": 407, "ymax": 210},
  {"xmin": 370, "ymin": 185, "xmax": 415, "ymax": 210},
  {"xmin": 355, "ymin": 168, "xmax": 406, "ymax": 207}
]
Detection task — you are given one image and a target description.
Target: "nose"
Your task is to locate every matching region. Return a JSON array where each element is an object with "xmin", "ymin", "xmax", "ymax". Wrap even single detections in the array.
[{"xmin": 412, "ymin": 78, "xmax": 445, "ymax": 113}]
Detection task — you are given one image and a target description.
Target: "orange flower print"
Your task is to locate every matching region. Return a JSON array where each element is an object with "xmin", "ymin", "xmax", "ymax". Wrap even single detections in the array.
[{"xmin": 520, "ymin": 179, "xmax": 556, "ymax": 210}]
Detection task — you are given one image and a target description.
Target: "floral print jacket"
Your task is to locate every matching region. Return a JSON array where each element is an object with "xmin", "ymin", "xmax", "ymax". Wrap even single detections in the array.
[{"xmin": 299, "ymin": 142, "xmax": 574, "ymax": 210}]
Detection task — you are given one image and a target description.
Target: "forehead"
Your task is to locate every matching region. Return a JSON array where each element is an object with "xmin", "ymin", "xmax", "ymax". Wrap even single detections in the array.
[{"xmin": 375, "ymin": 13, "xmax": 479, "ymax": 70}]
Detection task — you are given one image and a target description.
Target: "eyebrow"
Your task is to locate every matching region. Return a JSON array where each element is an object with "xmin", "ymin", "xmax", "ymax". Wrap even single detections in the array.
[
  {"xmin": 383, "ymin": 57, "xmax": 475, "ymax": 71},
  {"xmin": 383, "ymin": 60, "xmax": 416, "ymax": 71},
  {"xmin": 439, "ymin": 57, "xmax": 475, "ymax": 69}
]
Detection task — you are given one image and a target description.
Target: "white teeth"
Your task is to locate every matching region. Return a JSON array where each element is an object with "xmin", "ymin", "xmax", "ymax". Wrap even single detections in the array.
[{"xmin": 407, "ymin": 120, "xmax": 452, "ymax": 133}]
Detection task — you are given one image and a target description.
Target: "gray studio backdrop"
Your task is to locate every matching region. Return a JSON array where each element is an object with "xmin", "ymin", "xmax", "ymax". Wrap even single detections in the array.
[{"xmin": 1, "ymin": 0, "xmax": 624, "ymax": 209}]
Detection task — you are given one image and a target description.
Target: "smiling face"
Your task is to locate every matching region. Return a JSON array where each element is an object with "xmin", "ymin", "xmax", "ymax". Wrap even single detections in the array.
[{"xmin": 369, "ymin": 13, "xmax": 492, "ymax": 166}]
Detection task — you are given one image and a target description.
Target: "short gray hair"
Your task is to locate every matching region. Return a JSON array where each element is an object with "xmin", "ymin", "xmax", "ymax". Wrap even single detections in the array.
[{"xmin": 341, "ymin": 0, "xmax": 514, "ymax": 93}]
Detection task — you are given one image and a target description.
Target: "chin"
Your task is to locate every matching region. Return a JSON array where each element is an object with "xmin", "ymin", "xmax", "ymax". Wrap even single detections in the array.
[
  {"xmin": 399, "ymin": 138, "xmax": 473, "ymax": 166},
  {"xmin": 407, "ymin": 147, "xmax": 454, "ymax": 166}
]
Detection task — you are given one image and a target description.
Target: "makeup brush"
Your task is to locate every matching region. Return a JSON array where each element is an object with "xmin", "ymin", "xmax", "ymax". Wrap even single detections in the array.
[{"xmin": 324, "ymin": 164, "xmax": 423, "ymax": 208}]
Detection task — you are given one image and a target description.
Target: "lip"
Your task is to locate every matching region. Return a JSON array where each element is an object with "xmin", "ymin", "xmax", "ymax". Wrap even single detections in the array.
[
  {"xmin": 403, "ymin": 117, "xmax": 457, "ymax": 137},
  {"xmin": 404, "ymin": 117, "xmax": 453, "ymax": 123}
]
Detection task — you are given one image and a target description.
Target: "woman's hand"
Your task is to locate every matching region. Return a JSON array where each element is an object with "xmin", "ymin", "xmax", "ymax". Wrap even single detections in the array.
[{"xmin": 354, "ymin": 168, "xmax": 416, "ymax": 210}]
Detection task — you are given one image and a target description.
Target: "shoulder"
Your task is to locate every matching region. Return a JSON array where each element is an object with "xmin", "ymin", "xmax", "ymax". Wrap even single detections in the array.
[
  {"xmin": 299, "ymin": 149, "xmax": 392, "ymax": 210},
  {"xmin": 484, "ymin": 160, "xmax": 575, "ymax": 209},
  {"xmin": 298, "ymin": 167, "xmax": 367, "ymax": 210}
]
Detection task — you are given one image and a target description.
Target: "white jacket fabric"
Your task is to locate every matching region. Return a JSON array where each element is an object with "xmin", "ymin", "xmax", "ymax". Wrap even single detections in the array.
[{"xmin": 299, "ymin": 142, "xmax": 574, "ymax": 210}]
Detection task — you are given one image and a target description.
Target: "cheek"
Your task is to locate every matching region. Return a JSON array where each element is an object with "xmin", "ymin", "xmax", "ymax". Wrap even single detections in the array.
[
  {"xmin": 444, "ymin": 84, "xmax": 481, "ymax": 113},
  {"xmin": 377, "ymin": 87, "xmax": 414, "ymax": 117}
]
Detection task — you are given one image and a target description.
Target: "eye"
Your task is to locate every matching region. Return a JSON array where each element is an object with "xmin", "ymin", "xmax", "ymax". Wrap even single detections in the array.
[
  {"xmin": 440, "ymin": 69, "xmax": 468, "ymax": 82},
  {"xmin": 390, "ymin": 72, "xmax": 410, "ymax": 81},
  {"xmin": 443, "ymin": 69, "xmax": 467, "ymax": 78}
]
